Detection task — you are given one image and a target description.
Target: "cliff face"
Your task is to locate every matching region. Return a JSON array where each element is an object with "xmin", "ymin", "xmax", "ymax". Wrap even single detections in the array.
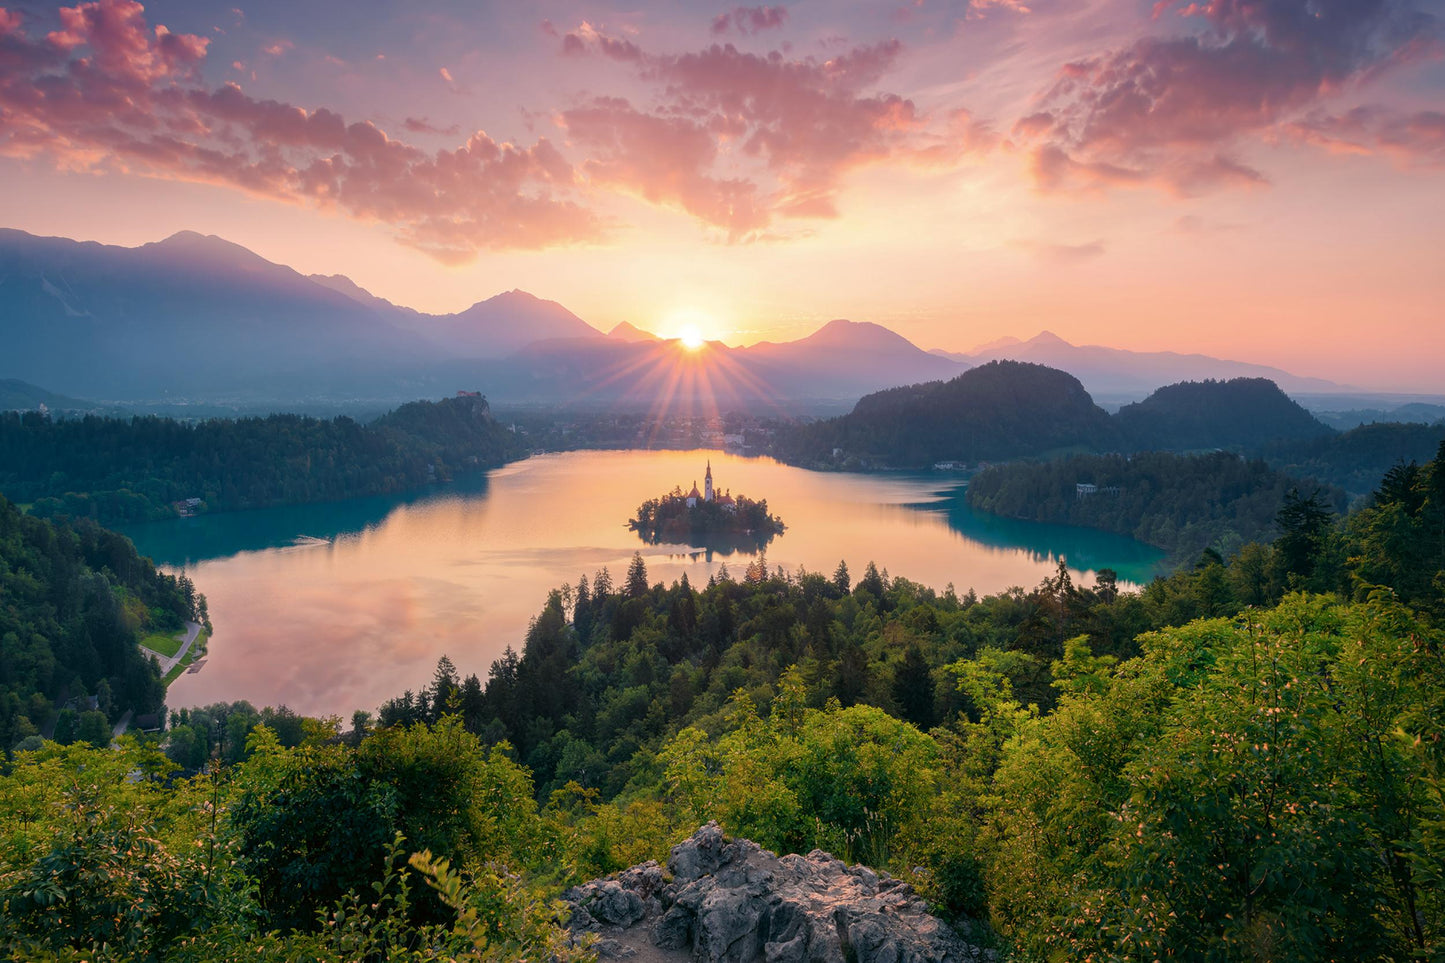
[{"xmin": 565, "ymin": 822, "xmax": 992, "ymax": 963}]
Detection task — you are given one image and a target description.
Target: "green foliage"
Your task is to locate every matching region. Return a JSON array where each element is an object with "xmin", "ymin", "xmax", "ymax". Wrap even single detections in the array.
[
  {"xmin": 1349, "ymin": 441, "xmax": 1445, "ymax": 619},
  {"xmin": 659, "ymin": 691, "xmax": 939, "ymax": 867},
  {"xmin": 228, "ymin": 716, "xmax": 551, "ymax": 933},
  {"xmin": 0, "ymin": 740, "xmax": 211, "ymax": 960},
  {"xmin": 1264, "ymin": 420, "xmax": 1445, "ymax": 496},
  {"xmin": 0, "ymin": 494, "xmax": 198, "ymax": 751},
  {"xmin": 228, "ymin": 737, "xmax": 400, "ymax": 932},
  {"xmin": 987, "ymin": 596, "xmax": 1445, "ymax": 960},
  {"xmin": 966, "ymin": 450, "xmax": 1347, "ymax": 565}
]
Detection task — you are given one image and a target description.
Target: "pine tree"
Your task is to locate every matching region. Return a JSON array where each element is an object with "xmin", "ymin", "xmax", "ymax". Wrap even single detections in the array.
[
  {"xmin": 626, "ymin": 552, "xmax": 649, "ymax": 598},
  {"xmin": 429, "ymin": 655, "xmax": 460, "ymax": 721},
  {"xmin": 892, "ymin": 644, "xmax": 936, "ymax": 729},
  {"xmin": 1275, "ymin": 487, "xmax": 1333, "ymax": 583}
]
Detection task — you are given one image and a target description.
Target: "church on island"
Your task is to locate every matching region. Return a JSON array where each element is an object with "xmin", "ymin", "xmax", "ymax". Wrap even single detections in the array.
[
  {"xmin": 683, "ymin": 461, "xmax": 736, "ymax": 510},
  {"xmin": 629, "ymin": 460, "xmax": 783, "ymax": 547}
]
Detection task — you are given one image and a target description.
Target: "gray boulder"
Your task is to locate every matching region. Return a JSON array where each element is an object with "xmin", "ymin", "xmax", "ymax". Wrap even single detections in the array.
[{"xmin": 564, "ymin": 822, "xmax": 990, "ymax": 963}]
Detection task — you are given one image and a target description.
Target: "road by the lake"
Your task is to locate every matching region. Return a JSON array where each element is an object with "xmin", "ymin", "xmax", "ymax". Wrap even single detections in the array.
[{"xmin": 139, "ymin": 620, "xmax": 203, "ymax": 676}]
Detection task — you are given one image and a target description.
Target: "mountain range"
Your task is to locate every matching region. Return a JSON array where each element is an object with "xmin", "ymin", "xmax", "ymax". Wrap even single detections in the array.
[
  {"xmin": 1, "ymin": 228, "xmax": 1353, "ymax": 409},
  {"xmin": 930, "ymin": 332, "xmax": 1346, "ymax": 399}
]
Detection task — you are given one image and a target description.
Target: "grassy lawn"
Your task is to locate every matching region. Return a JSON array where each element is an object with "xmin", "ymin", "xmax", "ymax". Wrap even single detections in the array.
[
  {"xmin": 163, "ymin": 630, "xmax": 209, "ymax": 686},
  {"xmin": 141, "ymin": 629, "xmax": 186, "ymax": 658}
]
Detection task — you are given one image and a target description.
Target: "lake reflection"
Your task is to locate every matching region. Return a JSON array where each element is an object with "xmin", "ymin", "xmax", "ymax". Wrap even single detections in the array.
[{"xmin": 124, "ymin": 450, "xmax": 1163, "ymax": 718}]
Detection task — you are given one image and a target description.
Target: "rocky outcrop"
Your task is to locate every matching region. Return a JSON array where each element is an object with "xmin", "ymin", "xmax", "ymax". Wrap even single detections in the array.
[{"xmin": 565, "ymin": 822, "xmax": 990, "ymax": 963}]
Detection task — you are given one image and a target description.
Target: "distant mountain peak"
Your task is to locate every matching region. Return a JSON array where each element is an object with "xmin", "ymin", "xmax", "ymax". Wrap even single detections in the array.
[
  {"xmin": 157, "ymin": 229, "xmax": 208, "ymax": 244},
  {"xmin": 803, "ymin": 319, "xmax": 922, "ymax": 352},
  {"xmin": 141, "ymin": 230, "xmax": 283, "ymax": 273},
  {"xmin": 149, "ymin": 230, "xmax": 246, "ymax": 253},
  {"xmin": 609, "ymin": 321, "xmax": 659, "ymax": 342},
  {"xmin": 1027, "ymin": 330, "xmax": 1071, "ymax": 346}
]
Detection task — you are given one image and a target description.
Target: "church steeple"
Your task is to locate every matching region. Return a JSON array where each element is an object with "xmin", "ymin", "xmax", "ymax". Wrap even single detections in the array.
[{"xmin": 704, "ymin": 460, "xmax": 714, "ymax": 502}]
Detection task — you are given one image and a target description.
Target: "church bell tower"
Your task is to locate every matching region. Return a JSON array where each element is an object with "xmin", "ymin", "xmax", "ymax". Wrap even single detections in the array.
[{"xmin": 704, "ymin": 461, "xmax": 714, "ymax": 502}]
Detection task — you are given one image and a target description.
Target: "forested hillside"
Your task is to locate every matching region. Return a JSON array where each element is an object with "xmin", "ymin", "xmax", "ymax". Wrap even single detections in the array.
[
  {"xmin": 0, "ymin": 394, "xmax": 523, "ymax": 524},
  {"xmin": 965, "ymin": 450, "xmax": 1348, "ymax": 564},
  {"xmin": 1263, "ymin": 420, "xmax": 1445, "ymax": 496},
  {"xmin": 2, "ymin": 437, "xmax": 1443, "ymax": 962},
  {"xmin": 769, "ymin": 370, "xmax": 1441, "ymax": 496},
  {"xmin": 0, "ymin": 495, "xmax": 203, "ymax": 750},
  {"xmin": 1113, "ymin": 376, "xmax": 1332, "ymax": 450},
  {"xmin": 772, "ymin": 360, "xmax": 1118, "ymax": 468}
]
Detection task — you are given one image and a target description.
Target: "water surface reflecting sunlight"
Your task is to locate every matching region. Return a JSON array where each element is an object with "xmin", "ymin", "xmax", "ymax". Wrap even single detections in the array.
[{"xmin": 122, "ymin": 450, "xmax": 1162, "ymax": 717}]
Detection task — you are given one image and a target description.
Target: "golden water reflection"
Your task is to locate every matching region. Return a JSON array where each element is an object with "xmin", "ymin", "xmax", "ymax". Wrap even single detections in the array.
[{"xmin": 160, "ymin": 450, "xmax": 1160, "ymax": 717}]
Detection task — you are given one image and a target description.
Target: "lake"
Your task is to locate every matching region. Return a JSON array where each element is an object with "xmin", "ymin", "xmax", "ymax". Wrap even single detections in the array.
[{"xmin": 122, "ymin": 449, "xmax": 1164, "ymax": 718}]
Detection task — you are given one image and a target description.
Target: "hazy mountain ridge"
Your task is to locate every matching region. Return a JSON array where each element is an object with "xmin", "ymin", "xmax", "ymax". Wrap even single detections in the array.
[
  {"xmin": 0, "ymin": 229, "xmax": 1376, "ymax": 412},
  {"xmin": 932, "ymin": 330, "xmax": 1348, "ymax": 398},
  {"xmin": 0, "ymin": 378, "xmax": 104, "ymax": 413},
  {"xmin": 0, "ymin": 228, "xmax": 424, "ymax": 398},
  {"xmin": 0, "ymin": 230, "xmax": 961, "ymax": 407}
]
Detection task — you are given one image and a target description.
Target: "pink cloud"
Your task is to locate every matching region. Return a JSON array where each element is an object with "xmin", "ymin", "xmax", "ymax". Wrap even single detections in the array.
[
  {"xmin": 1029, "ymin": 143, "xmax": 1265, "ymax": 197},
  {"xmin": 41, "ymin": 0, "xmax": 207, "ymax": 84},
  {"xmin": 967, "ymin": 0, "xmax": 1031, "ymax": 18},
  {"xmin": 0, "ymin": 0, "xmax": 601, "ymax": 261},
  {"xmin": 1018, "ymin": 0, "xmax": 1439, "ymax": 194},
  {"xmin": 560, "ymin": 96, "xmax": 768, "ymax": 238},
  {"xmin": 557, "ymin": 29, "xmax": 967, "ymax": 238},
  {"xmin": 711, "ymin": 6, "xmax": 789, "ymax": 36},
  {"xmin": 1285, "ymin": 106, "xmax": 1445, "ymax": 167},
  {"xmin": 403, "ymin": 115, "xmax": 462, "ymax": 137}
]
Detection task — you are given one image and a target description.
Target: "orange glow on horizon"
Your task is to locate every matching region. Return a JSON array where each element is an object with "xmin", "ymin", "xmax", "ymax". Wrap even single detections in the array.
[{"xmin": 659, "ymin": 307, "xmax": 725, "ymax": 348}]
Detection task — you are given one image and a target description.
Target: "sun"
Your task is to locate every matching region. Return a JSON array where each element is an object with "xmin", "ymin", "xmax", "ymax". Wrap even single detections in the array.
[
  {"xmin": 661, "ymin": 307, "xmax": 722, "ymax": 351},
  {"xmin": 678, "ymin": 324, "xmax": 705, "ymax": 351}
]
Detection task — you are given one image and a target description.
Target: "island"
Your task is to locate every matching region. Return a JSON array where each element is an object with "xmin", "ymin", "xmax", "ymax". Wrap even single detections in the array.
[{"xmin": 628, "ymin": 460, "xmax": 785, "ymax": 551}]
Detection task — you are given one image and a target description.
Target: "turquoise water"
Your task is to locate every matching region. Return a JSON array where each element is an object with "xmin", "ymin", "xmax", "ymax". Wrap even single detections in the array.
[{"xmin": 123, "ymin": 450, "xmax": 1163, "ymax": 717}]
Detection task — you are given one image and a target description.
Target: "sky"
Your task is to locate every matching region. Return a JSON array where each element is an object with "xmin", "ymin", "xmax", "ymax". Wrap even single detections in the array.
[{"xmin": 1, "ymin": 0, "xmax": 1442, "ymax": 390}]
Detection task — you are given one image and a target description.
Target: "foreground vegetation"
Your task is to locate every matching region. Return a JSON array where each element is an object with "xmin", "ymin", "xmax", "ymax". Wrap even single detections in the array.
[
  {"xmin": 0, "ymin": 394, "xmax": 523, "ymax": 525},
  {"xmin": 2, "ymin": 445, "xmax": 1443, "ymax": 961}
]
